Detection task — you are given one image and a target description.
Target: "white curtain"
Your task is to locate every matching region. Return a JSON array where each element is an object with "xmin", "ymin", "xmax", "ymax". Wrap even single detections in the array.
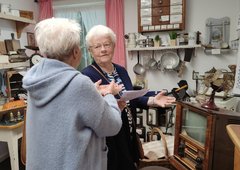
[
  {"xmin": 53, "ymin": 1, "xmax": 106, "ymax": 70},
  {"xmin": 80, "ymin": 4, "xmax": 106, "ymax": 31},
  {"xmin": 54, "ymin": 2, "xmax": 105, "ymax": 29}
]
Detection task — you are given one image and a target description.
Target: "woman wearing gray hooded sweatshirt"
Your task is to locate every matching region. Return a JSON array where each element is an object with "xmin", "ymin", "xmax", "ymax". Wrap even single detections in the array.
[{"xmin": 22, "ymin": 18, "xmax": 122, "ymax": 170}]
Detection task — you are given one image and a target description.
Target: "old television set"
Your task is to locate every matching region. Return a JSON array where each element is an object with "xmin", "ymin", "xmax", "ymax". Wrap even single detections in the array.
[{"xmin": 170, "ymin": 101, "xmax": 240, "ymax": 170}]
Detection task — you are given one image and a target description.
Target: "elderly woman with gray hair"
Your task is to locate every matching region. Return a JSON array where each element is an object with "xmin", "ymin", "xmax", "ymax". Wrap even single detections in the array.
[
  {"xmin": 22, "ymin": 18, "xmax": 123, "ymax": 170},
  {"xmin": 82, "ymin": 25, "xmax": 176, "ymax": 170}
]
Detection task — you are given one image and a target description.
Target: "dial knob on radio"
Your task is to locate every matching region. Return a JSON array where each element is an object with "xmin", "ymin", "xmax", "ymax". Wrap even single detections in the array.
[
  {"xmin": 178, "ymin": 143, "xmax": 185, "ymax": 157},
  {"xmin": 195, "ymin": 157, "xmax": 203, "ymax": 170}
]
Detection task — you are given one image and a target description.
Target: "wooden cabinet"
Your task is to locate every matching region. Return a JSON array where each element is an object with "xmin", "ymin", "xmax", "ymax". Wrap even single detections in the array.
[
  {"xmin": 5, "ymin": 71, "xmax": 26, "ymax": 99},
  {"xmin": 138, "ymin": 0, "xmax": 186, "ymax": 33},
  {"xmin": 170, "ymin": 102, "xmax": 240, "ymax": 170}
]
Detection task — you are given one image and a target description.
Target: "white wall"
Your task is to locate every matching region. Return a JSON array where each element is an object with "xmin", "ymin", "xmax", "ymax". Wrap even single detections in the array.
[
  {"xmin": 0, "ymin": 0, "xmax": 38, "ymax": 48},
  {"xmin": 0, "ymin": 0, "xmax": 38, "ymax": 162},
  {"xmin": 124, "ymin": 0, "xmax": 240, "ymax": 95}
]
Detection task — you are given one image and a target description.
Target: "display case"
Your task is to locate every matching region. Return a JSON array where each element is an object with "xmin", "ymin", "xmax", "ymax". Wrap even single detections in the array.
[
  {"xmin": 169, "ymin": 101, "xmax": 240, "ymax": 170},
  {"xmin": 5, "ymin": 70, "xmax": 26, "ymax": 99}
]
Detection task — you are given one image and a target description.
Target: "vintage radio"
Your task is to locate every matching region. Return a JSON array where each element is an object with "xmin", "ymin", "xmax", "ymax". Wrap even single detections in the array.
[{"xmin": 170, "ymin": 101, "xmax": 240, "ymax": 170}]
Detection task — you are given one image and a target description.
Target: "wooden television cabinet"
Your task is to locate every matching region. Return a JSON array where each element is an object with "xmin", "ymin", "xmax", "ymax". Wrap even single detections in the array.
[{"xmin": 169, "ymin": 101, "xmax": 240, "ymax": 170}]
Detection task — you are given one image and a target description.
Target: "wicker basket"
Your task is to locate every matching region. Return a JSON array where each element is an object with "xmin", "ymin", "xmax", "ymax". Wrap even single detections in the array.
[{"xmin": 138, "ymin": 128, "xmax": 172, "ymax": 169}]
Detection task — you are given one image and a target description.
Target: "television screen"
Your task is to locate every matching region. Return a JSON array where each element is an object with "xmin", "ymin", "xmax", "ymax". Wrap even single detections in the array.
[{"xmin": 181, "ymin": 108, "xmax": 207, "ymax": 145}]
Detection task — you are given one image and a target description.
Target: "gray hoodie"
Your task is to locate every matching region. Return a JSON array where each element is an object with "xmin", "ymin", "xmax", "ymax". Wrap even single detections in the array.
[{"xmin": 22, "ymin": 58, "xmax": 122, "ymax": 170}]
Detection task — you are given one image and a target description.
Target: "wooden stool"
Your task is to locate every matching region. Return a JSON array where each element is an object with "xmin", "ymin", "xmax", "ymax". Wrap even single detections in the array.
[{"xmin": 0, "ymin": 121, "xmax": 24, "ymax": 170}]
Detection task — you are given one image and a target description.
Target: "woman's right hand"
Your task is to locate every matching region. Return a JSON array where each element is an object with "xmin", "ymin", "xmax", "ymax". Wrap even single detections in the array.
[{"xmin": 96, "ymin": 80, "xmax": 122, "ymax": 96}]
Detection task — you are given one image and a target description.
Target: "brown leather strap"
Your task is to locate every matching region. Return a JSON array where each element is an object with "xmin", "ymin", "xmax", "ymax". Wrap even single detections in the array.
[
  {"xmin": 90, "ymin": 64, "xmax": 122, "ymax": 98},
  {"xmin": 90, "ymin": 65, "xmax": 110, "ymax": 83}
]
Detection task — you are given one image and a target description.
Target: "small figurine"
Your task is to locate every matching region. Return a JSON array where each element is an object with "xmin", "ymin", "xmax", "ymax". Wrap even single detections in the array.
[
  {"xmin": 9, "ymin": 112, "xmax": 15, "ymax": 122},
  {"xmin": 17, "ymin": 111, "xmax": 22, "ymax": 121}
]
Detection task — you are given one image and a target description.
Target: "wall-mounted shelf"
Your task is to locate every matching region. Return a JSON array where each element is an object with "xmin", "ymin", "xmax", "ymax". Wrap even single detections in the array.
[
  {"xmin": 0, "ymin": 13, "xmax": 36, "ymax": 38},
  {"xmin": 0, "ymin": 60, "xmax": 30, "ymax": 70},
  {"xmin": 204, "ymin": 48, "xmax": 231, "ymax": 55},
  {"xmin": 127, "ymin": 44, "xmax": 201, "ymax": 51}
]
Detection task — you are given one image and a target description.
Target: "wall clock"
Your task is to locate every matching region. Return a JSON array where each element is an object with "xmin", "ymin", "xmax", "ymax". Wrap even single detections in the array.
[
  {"xmin": 30, "ymin": 53, "xmax": 42, "ymax": 67},
  {"xmin": 25, "ymin": 46, "xmax": 43, "ymax": 67}
]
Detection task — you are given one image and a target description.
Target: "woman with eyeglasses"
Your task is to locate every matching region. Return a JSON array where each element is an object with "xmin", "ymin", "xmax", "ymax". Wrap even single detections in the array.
[{"xmin": 82, "ymin": 25, "xmax": 176, "ymax": 170}]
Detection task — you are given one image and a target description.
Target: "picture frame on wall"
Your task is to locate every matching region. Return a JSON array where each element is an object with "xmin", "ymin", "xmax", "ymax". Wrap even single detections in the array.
[{"xmin": 27, "ymin": 32, "xmax": 36, "ymax": 47}]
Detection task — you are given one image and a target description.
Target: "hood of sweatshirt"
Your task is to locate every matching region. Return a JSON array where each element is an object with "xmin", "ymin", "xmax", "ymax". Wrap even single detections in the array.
[{"xmin": 22, "ymin": 58, "xmax": 79, "ymax": 107}]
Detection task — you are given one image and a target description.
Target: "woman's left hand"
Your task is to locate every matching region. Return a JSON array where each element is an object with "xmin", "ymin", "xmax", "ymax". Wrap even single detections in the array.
[{"xmin": 153, "ymin": 91, "xmax": 176, "ymax": 107}]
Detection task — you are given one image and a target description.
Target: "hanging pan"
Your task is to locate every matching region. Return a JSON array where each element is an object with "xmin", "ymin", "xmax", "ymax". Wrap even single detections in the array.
[{"xmin": 133, "ymin": 51, "xmax": 146, "ymax": 75}]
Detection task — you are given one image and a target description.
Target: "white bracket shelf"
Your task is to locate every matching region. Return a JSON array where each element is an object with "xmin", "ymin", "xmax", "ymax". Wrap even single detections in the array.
[
  {"xmin": 0, "ymin": 13, "xmax": 36, "ymax": 38},
  {"xmin": 126, "ymin": 44, "xmax": 202, "ymax": 51}
]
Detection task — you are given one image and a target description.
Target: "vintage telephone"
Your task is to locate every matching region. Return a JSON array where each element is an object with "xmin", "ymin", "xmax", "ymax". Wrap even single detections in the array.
[{"xmin": 166, "ymin": 80, "xmax": 189, "ymax": 101}]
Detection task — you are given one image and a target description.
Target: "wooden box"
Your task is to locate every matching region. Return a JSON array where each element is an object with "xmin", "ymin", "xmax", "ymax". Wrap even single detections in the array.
[{"xmin": 19, "ymin": 10, "xmax": 34, "ymax": 20}]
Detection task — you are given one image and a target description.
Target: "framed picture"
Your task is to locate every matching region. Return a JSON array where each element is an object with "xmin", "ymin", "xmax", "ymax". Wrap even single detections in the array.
[{"xmin": 27, "ymin": 32, "xmax": 36, "ymax": 47}]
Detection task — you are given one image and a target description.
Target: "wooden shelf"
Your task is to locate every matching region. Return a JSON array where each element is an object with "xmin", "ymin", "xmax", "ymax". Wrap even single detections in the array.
[
  {"xmin": 0, "ymin": 13, "xmax": 36, "ymax": 38},
  {"xmin": 0, "ymin": 60, "xmax": 30, "ymax": 70},
  {"xmin": 204, "ymin": 48, "xmax": 231, "ymax": 55},
  {"xmin": 127, "ymin": 44, "xmax": 201, "ymax": 51}
]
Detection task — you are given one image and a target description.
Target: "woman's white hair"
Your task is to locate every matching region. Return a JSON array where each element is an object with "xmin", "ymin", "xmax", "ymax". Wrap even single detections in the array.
[
  {"xmin": 34, "ymin": 18, "xmax": 81, "ymax": 61},
  {"xmin": 85, "ymin": 25, "xmax": 116, "ymax": 48}
]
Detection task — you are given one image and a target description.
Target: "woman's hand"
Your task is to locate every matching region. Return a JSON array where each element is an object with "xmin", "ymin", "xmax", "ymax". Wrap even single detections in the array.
[
  {"xmin": 148, "ymin": 91, "xmax": 176, "ymax": 108},
  {"xmin": 95, "ymin": 80, "xmax": 123, "ymax": 96},
  {"xmin": 117, "ymin": 100, "xmax": 127, "ymax": 111},
  {"xmin": 94, "ymin": 79, "xmax": 102, "ymax": 91},
  {"xmin": 105, "ymin": 81, "xmax": 123, "ymax": 95}
]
